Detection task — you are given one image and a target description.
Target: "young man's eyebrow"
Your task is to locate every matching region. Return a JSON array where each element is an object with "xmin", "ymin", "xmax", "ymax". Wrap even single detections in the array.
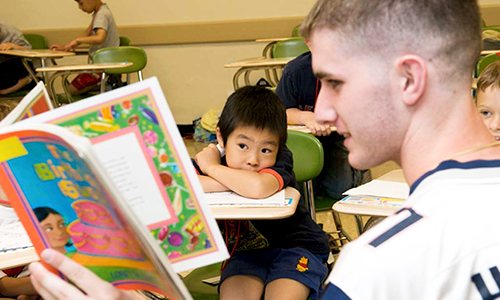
[{"xmin": 314, "ymin": 72, "xmax": 328, "ymax": 79}]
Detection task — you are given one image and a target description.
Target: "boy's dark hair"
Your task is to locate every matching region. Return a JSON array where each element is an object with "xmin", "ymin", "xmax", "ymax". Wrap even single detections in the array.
[
  {"xmin": 217, "ymin": 86, "xmax": 287, "ymax": 149},
  {"xmin": 477, "ymin": 60, "xmax": 500, "ymax": 93}
]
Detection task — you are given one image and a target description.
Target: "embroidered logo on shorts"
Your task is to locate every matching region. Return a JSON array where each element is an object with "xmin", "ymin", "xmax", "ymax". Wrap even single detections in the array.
[{"xmin": 296, "ymin": 256, "xmax": 309, "ymax": 272}]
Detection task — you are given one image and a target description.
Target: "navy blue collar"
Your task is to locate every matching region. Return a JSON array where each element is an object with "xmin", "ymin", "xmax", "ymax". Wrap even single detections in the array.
[{"xmin": 409, "ymin": 159, "xmax": 500, "ymax": 195}]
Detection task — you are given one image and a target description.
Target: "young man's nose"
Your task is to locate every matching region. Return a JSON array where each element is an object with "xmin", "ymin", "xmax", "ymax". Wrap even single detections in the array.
[{"xmin": 314, "ymin": 88, "xmax": 339, "ymax": 126}]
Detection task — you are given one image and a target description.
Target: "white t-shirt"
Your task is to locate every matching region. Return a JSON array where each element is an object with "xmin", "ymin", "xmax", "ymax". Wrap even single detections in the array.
[{"xmin": 321, "ymin": 160, "xmax": 500, "ymax": 300}]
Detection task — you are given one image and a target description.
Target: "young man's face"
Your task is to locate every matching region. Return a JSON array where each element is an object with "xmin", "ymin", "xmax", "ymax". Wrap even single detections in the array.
[
  {"xmin": 41, "ymin": 213, "xmax": 70, "ymax": 251},
  {"xmin": 219, "ymin": 126, "xmax": 279, "ymax": 172},
  {"xmin": 76, "ymin": 0, "xmax": 96, "ymax": 14},
  {"xmin": 477, "ymin": 86, "xmax": 500, "ymax": 140},
  {"xmin": 309, "ymin": 28, "xmax": 403, "ymax": 170}
]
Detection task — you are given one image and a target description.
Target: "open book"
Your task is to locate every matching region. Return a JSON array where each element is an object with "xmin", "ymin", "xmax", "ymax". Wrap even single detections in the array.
[
  {"xmin": 14, "ymin": 77, "xmax": 228, "ymax": 272},
  {"xmin": 0, "ymin": 81, "xmax": 53, "ymax": 128},
  {"xmin": 0, "ymin": 123, "xmax": 192, "ymax": 299}
]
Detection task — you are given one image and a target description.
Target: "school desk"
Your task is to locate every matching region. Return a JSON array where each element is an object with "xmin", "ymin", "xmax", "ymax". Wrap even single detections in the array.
[
  {"xmin": 0, "ymin": 49, "xmax": 75, "ymax": 85},
  {"xmin": 224, "ymin": 56, "xmax": 294, "ymax": 89},
  {"xmin": 0, "ymin": 248, "xmax": 38, "ymax": 269},
  {"xmin": 36, "ymin": 62, "xmax": 133, "ymax": 106},
  {"xmin": 332, "ymin": 169, "xmax": 408, "ymax": 234},
  {"xmin": 209, "ymin": 186, "xmax": 300, "ymax": 220}
]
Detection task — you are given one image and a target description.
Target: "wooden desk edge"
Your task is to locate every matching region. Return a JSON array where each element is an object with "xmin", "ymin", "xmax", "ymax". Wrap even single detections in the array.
[
  {"xmin": 36, "ymin": 62, "xmax": 133, "ymax": 72},
  {"xmin": 210, "ymin": 187, "xmax": 300, "ymax": 220},
  {"xmin": 0, "ymin": 248, "xmax": 38, "ymax": 269},
  {"xmin": 224, "ymin": 57, "xmax": 293, "ymax": 68}
]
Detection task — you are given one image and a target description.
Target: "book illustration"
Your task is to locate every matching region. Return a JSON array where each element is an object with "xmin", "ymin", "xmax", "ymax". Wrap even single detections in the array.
[
  {"xmin": 0, "ymin": 125, "xmax": 191, "ymax": 299},
  {"xmin": 0, "ymin": 81, "xmax": 53, "ymax": 128},
  {"xmin": 339, "ymin": 195, "xmax": 405, "ymax": 207},
  {"xmin": 20, "ymin": 77, "xmax": 228, "ymax": 272}
]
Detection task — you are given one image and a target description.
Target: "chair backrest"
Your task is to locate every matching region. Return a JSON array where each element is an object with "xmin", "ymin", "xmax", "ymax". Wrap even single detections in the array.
[
  {"xmin": 119, "ymin": 36, "xmax": 131, "ymax": 46},
  {"xmin": 292, "ymin": 25, "xmax": 300, "ymax": 37},
  {"xmin": 92, "ymin": 46, "xmax": 147, "ymax": 75},
  {"xmin": 23, "ymin": 34, "xmax": 49, "ymax": 49},
  {"xmin": 271, "ymin": 38, "xmax": 309, "ymax": 59},
  {"xmin": 286, "ymin": 130, "xmax": 324, "ymax": 182},
  {"xmin": 476, "ymin": 52, "xmax": 500, "ymax": 77}
]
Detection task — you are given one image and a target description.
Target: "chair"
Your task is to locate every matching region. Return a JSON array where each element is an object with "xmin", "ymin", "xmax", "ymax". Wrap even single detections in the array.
[
  {"xmin": 23, "ymin": 34, "xmax": 49, "ymax": 49},
  {"xmin": 476, "ymin": 52, "xmax": 500, "ymax": 77},
  {"xmin": 92, "ymin": 46, "xmax": 147, "ymax": 93},
  {"xmin": 286, "ymin": 130, "xmax": 350, "ymax": 250},
  {"xmin": 119, "ymin": 36, "xmax": 131, "ymax": 46},
  {"xmin": 182, "ymin": 262, "xmax": 221, "ymax": 300},
  {"xmin": 268, "ymin": 38, "xmax": 310, "ymax": 86},
  {"xmin": 292, "ymin": 25, "xmax": 301, "ymax": 37}
]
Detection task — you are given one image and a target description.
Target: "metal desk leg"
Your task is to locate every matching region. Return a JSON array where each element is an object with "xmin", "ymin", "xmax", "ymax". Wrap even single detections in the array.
[{"xmin": 21, "ymin": 58, "xmax": 39, "ymax": 84}]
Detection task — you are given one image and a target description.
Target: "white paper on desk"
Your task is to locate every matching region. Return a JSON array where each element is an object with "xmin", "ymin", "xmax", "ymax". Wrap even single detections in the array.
[
  {"xmin": 205, "ymin": 190, "xmax": 286, "ymax": 207},
  {"xmin": 343, "ymin": 180, "xmax": 409, "ymax": 200}
]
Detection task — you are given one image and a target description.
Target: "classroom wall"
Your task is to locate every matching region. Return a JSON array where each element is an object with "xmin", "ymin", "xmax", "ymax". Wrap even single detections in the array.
[{"xmin": 3, "ymin": 0, "xmax": 500, "ymax": 124}]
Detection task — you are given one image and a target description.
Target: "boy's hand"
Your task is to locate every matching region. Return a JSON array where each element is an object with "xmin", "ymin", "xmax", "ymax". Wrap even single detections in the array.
[
  {"xmin": 304, "ymin": 119, "xmax": 333, "ymax": 136},
  {"xmin": 195, "ymin": 143, "xmax": 221, "ymax": 175},
  {"xmin": 0, "ymin": 43, "xmax": 15, "ymax": 50},
  {"xmin": 50, "ymin": 44, "xmax": 64, "ymax": 51}
]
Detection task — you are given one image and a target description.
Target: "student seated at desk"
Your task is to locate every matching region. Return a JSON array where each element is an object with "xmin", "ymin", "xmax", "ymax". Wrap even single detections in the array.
[
  {"xmin": 476, "ymin": 60, "xmax": 500, "ymax": 140},
  {"xmin": 192, "ymin": 86, "xmax": 330, "ymax": 300},
  {"xmin": 0, "ymin": 24, "xmax": 35, "ymax": 95},
  {"xmin": 50, "ymin": 0, "xmax": 119, "ymax": 95}
]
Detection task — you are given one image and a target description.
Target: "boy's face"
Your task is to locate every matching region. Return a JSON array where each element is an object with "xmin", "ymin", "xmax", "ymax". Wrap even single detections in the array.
[
  {"xmin": 76, "ymin": 0, "xmax": 97, "ymax": 14},
  {"xmin": 218, "ymin": 126, "xmax": 279, "ymax": 172},
  {"xmin": 477, "ymin": 86, "xmax": 500, "ymax": 140}
]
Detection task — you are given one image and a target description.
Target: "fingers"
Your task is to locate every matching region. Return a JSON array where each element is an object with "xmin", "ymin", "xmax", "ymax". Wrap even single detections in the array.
[{"xmin": 30, "ymin": 249, "xmax": 125, "ymax": 300}]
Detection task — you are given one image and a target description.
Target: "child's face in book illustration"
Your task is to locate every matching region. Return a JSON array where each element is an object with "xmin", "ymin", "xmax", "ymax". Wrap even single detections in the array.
[
  {"xmin": 41, "ymin": 213, "xmax": 70, "ymax": 252},
  {"xmin": 219, "ymin": 126, "xmax": 279, "ymax": 172},
  {"xmin": 477, "ymin": 86, "xmax": 500, "ymax": 140}
]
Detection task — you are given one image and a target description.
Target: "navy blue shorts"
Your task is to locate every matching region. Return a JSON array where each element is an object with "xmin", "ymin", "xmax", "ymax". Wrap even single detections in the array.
[{"xmin": 220, "ymin": 247, "xmax": 329, "ymax": 300}]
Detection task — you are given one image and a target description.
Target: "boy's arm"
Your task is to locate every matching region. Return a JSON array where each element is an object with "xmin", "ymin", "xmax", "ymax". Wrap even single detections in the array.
[
  {"xmin": 0, "ymin": 42, "xmax": 30, "ymax": 50},
  {"xmin": 287, "ymin": 108, "xmax": 333, "ymax": 136},
  {"xmin": 198, "ymin": 175, "xmax": 230, "ymax": 192},
  {"xmin": 64, "ymin": 28, "xmax": 107, "ymax": 51},
  {"xmin": 0, "ymin": 276, "xmax": 38, "ymax": 297},
  {"xmin": 195, "ymin": 144, "xmax": 280, "ymax": 199},
  {"xmin": 51, "ymin": 25, "xmax": 93, "ymax": 51}
]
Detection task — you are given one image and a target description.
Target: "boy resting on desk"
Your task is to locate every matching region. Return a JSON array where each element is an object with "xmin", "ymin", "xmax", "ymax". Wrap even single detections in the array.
[
  {"xmin": 0, "ymin": 24, "xmax": 34, "ymax": 95},
  {"xmin": 192, "ymin": 86, "xmax": 330, "ymax": 300},
  {"xmin": 50, "ymin": 0, "xmax": 119, "ymax": 95},
  {"xmin": 476, "ymin": 60, "xmax": 500, "ymax": 140}
]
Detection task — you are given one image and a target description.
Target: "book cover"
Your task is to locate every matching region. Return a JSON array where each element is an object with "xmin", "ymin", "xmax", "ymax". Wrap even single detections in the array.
[
  {"xmin": 19, "ymin": 77, "xmax": 228, "ymax": 272},
  {"xmin": 0, "ymin": 124, "xmax": 192, "ymax": 299},
  {"xmin": 0, "ymin": 81, "xmax": 53, "ymax": 128}
]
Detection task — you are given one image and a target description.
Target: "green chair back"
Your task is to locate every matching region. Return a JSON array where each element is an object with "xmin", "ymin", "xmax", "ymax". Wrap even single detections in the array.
[
  {"xmin": 119, "ymin": 36, "xmax": 131, "ymax": 46},
  {"xmin": 476, "ymin": 52, "xmax": 500, "ymax": 77},
  {"xmin": 92, "ymin": 46, "xmax": 147, "ymax": 76},
  {"xmin": 23, "ymin": 34, "xmax": 49, "ymax": 49},
  {"xmin": 286, "ymin": 130, "xmax": 324, "ymax": 182},
  {"xmin": 271, "ymin": 38, "xmax": 309, "ymax": 59},
  {"xmin": 292, "ymin": 25, "xmax": 301, "ymax": 37}
]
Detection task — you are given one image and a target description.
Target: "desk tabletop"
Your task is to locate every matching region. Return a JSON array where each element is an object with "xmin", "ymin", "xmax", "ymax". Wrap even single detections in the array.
[
  {"xmin": 480, "ymin": 50, "xmax": 500, "ymax": 56},
  {"xmin": 36, "ymin": 62, "xmax": 133, "ymax": 72},
  {"xmin": 0, "ymin": 248, "xmax": 38, "ymax": 269},
  {"xmin": 255, "ymin": 37, "xmax": 293, "ymax": 43},
  {"xmin": 224, "ymin": 56, "xmax": 294, "ymax": 68},
  {"xmin": 0, "ymin": 49, "xmax": 75, "ymax": 58},
  {"xmin": 209, "ymin": 187, "xmax": 300, "ymax": 220}
]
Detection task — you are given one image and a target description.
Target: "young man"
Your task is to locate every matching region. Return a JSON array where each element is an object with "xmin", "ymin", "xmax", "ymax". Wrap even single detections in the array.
[
  {"xmin": 193, "ymin": 86, "xmax": 329, "ymax": 300},
  {"xmin": 51, "ymin": 0, "xmax": 119, "ymax": 95},
  {"xmin": 476, "ymin": 60, "xmax": 500, "ymax": 140},
  {"xmin": 301, "ymin": 0, "xmax": 500, "ymax": 299},
  {"xmin": 27, "ymin": 0, "xmax": 500, "ymax": 299}
]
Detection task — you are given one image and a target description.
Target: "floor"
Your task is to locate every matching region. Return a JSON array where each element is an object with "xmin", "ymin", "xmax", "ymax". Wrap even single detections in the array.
[{"xmin": 183, "ymin": 138, "xmax": 401, "ymax": 243}]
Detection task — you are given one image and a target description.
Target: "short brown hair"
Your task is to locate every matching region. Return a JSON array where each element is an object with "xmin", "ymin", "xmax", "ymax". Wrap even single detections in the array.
[
  {"xmin": 477, "ymin": 60, "xmax": 500, "ymax": 93},
  {"xmin": 300, "ymin": 0, "xmax": 481, "ymax": 79},
  {"xmin": 0, "ymin": 100, "xmax": 18, "ymax": 121}
]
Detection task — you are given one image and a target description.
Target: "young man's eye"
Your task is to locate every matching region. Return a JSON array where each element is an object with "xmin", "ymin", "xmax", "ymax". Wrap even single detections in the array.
[
  {"xmin": 238, "ymin": 143, "xmax": 248, "ymax": 150},
  {"xmin": 326, "ymin": 79, "xmax": 342, "ymax": 89}
]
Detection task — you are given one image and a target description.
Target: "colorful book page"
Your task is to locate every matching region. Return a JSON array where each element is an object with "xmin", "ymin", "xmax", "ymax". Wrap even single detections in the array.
[
  {"xmin": 20, "ymin": 77, "xmax": 228, "ymax": 272},
  {"xmin": 0, "ymin": 128, "xmax": 188, "ymax": 299}
]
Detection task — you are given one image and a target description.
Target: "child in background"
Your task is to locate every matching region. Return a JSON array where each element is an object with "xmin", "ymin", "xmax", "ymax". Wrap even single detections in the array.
[
  {"xmin": 50, "ymin": 0, "xmax": 119, "ymax": 95},
  {"xmin": 0, "ymin": 100, "xmax": 39, "ymax": 300},
  {"xmin": 0, "ymin": 24, "xmax": 34, "ymax": 95},
  {"xmin": 476, "ymin": 60, "xmax": 500, "ymax": 140},
  {"xmin": 193, "ymin": 86, "xmax": 330, "ymax": 300}
]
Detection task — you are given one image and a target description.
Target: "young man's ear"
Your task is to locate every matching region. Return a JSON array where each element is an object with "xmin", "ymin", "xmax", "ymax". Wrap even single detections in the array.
[
  {"xmin": 216, "ymin": 127, "xmax": 224, "ymax": 148},
  {"xmin": 396, "ymin": 55, "xmax": 427, "ymax": 106}
]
